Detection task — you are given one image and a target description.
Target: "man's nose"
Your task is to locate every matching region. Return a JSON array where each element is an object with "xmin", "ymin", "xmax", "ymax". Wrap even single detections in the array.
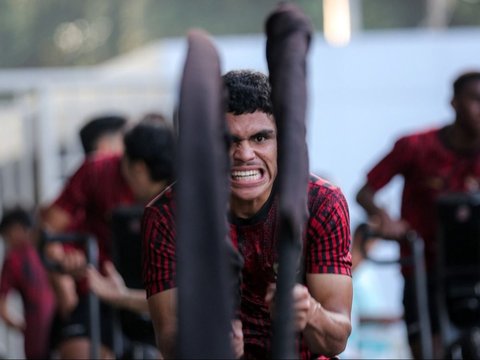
[{"xmin": 233, "ymin": 141, "xmax": 255, "ymax": 162}]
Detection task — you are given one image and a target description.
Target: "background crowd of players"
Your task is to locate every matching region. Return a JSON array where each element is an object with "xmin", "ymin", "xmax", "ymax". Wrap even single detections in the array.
[{"xmin": 0, "ymin": 69, "xmax": 479, "ymax": 359}]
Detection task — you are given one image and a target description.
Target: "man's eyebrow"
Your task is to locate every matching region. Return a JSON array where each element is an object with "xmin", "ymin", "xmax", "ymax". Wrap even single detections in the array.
[
  {"xmin": 250, "ymin": 129, "xmax": 276, "ymax": 140},
  {"xmin": 231, "ymin": 129, "xmax": 276, "ymax": 142}
]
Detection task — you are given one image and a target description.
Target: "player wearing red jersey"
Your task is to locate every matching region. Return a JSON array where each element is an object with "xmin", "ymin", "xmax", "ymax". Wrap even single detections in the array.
[
  {"xmin": 143, "ymin": 70, "xmax": 352, "ymax": 359},
  {"xmin": 0, "ymin": 208, "xmax": 56, "ymax": 359},
  {"xmin": 356, "ymin": 70, "xmax": 480, "ymax": 358},
  {"xmin": 42, "ymin": 121, "xmax": 175, "ymax": 359}
]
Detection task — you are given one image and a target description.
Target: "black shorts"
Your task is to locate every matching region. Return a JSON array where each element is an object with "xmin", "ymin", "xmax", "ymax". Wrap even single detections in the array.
[
  {"xmin": 51, "ymin": 295, "xmax": 115, "ymax": 350},
  {"xmin": 403, "ymin": 275, "xmax": 440, "ymax": 343}
]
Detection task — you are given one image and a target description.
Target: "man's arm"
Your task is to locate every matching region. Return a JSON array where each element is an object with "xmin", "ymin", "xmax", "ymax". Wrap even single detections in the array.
[
  {"xmin": 41, "ymin": 204, "xmax": 72, "ymax": 233},
  {"xmin": 40, "ymin": 205, "xmax": 87, "ymax": 274},
  {"xmin": 356, "ymin": 136, "xmax": 414, "ymax": 239},
  {"xmin": 356, "ymin": 183, "xmax": 410, "ymax": 240},
  {"xmin": 265, "ymin": 274, "xmax": 353, "ymax": 356},
  {"xmin": 40, "ymin": 205, "xmax": 85, "ymax": 317},
  {"xmin": 266, "ymin": 274, "xmax": 352, "ymax": 357},
  {"xmin": 356, "ymin": 183, "xmax": 382, "ymax": 217},
  {"xmin": 87, "ymin": 261, "xmax": 149, "ymax": 315},
  {"xmin": 301, "ymin": 274, "xmax": 352, "ymax": 356},
  {"xmin": 148, "ymin": 288, "xmax": 177, "ymax": 359},
  {"xmin": 48, "ymin": 272, "xmax": 78, "ymax": 318},
  {"xmin": 0, "ymin": 295, "xmax": 25, "ymax": 331}
]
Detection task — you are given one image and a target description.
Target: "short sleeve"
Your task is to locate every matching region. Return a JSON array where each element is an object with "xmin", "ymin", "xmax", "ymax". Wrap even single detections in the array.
[
  {"xmin": 305, "ymin": 185, "xmax": 352, "ymax": 276},
  {"xmin": 367, "ymin": 136, "xmax": 415, "ymax": 192},
  {"xmin": 53, "ymin": 160, "xmax": 92, "ymax": 218},
  {"xmin": 142, "ymin": 204, "xmax": 177, "ymax": 298}
]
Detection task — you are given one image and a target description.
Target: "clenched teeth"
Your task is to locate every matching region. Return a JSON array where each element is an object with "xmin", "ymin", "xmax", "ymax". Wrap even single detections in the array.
[{"xmin": 231, "ymin": 170, "xmax": 261, "ymax": 181}]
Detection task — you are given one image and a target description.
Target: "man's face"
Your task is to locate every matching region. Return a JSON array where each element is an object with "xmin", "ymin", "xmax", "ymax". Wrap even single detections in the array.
[
  {"xmin": 227, "ymin": 111, "xmax": 277, "ymax": 217},
  {"xmin": 453, "ymin": 79, "xmax": 480, "ymax": 136},
  {"xmin": 121, "ymin": 157, "xmax": 149, "ymax": 201},
  {"xmin": 2, "ymin": 224, "xmax": 30, "ymax": 247},
  {"xmin": 95, "ymin": 132, "xmax": 125, "ymax": 155}
]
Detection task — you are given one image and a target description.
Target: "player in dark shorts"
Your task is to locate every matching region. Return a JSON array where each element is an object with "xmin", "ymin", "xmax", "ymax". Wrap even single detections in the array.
[
  {"xmin": 142, "ymin": 70, "xmax": 352, "ymax": 359},
  {"xmin": 41, "ymin": 121, "xmax": 175, "ymax": 359},
  {"xmin": 356, "ymin": 70, "xmax": 480, "ymax": 358}
]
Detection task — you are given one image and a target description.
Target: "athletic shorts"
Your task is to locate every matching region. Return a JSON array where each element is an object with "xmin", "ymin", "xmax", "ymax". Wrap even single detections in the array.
[{"xmin": 51, "ymin": 295, "xmax": 115, "ymax": 350}]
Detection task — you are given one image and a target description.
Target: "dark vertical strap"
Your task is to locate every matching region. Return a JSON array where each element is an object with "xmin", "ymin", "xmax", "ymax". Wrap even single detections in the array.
[
  {"xmin": 85, "ymin": 234, "xmax": 101, "ymax": 360},
  {"xmin": 176, "ymin": 30, "xmax": 233, "ymax": 359},
  {"xmin": 265, "ymin": 3, "xmax": 313, "ymax": 359},
  {"xmin": 407, "ymin": 232, "xmax": 433, "ymax": 359}
]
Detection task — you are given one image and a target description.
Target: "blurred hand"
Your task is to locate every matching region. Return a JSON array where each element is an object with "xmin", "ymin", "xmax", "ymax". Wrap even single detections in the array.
[
  {"xmin": 44, "ymin": 241, "xmax": 64, "ymax": 263},
  {"xmin": 265, "ymin": 283, "xmax": 318, "ymax": 332},
  {"xmin": 369, "ymin": 208, "xmax": 410, "ymax": 241},
  {"xmin": 86, "ymin": 261, "xmax": 127, "ymax": 305},
  {"xmin": 45, "ymin": 242, "xmax": 87, "ymax": 277},
  {"xmin": 231, "ymin": 319, "xmax": 244, "ymax": 358},
  {"xmin": 1, "ymin": 312, "xmax": 26, "ymax": 332},
  {"xmin": 292, "ymin": 284, "xmax": 318, "ymax": 331}
]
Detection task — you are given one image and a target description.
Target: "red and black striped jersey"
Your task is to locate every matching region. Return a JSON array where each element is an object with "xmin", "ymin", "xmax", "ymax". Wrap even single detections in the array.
[{"xmin": 142, "ymin": 175, "xmax": 351, "ymax": 359}]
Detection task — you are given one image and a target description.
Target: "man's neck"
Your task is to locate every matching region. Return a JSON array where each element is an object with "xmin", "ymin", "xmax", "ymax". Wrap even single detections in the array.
[
  {"xmin": 230, "ymin": 192, "xmax": 272, "ymax": 219},
  {"xmin": 139, "ymin": 181, "xmax": 169, "ymax": 204},
  {"xmin": 447, "ymin": 123, "xmax": 480, "ymax": 153}
]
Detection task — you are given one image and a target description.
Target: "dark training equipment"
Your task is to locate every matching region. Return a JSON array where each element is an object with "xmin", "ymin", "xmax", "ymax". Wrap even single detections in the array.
[
  {"xmin": 170, "ymin": 4, "xmax": 318, "ymax": 358},
  {"xmin": 358, "ymin": 226, "xmax": 434, "ymax": 359},
  {"xmin": 436, "ymin": 192, "xmax": 480, "ymax": 357},
  {"xmin": 176, "ymin": 30, "xmax": 233, "ymax": 359},
  {"xmin": 265, "ymin": 4, "xmax": 312, "ymax": 358}
]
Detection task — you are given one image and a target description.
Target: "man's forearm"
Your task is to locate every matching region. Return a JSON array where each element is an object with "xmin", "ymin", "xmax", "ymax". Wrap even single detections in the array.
[
  {"xmin": 156, "ymin": 328, "xmax": 176, "ymax": 359},
  {"xmin": 302, "ymin": 298, "xmax": 351, "ymax": 357},
  {"xmin": 148, "ymin": 289, "xmax": 178, "ymax": 359},
  {"xmin": 113, "ymin": 289, "xmax": 149, "ymax": 315},
  {"xmin": 49, "ymin": 272, "xmax": 78, "ymax": 318},
  {"xmin": 356, "ymin": 184, "xmax": 381, "ymax": 216},
  {"xmin": 0, "ymin": 297, "xmax": 25, "ymax": 331}
]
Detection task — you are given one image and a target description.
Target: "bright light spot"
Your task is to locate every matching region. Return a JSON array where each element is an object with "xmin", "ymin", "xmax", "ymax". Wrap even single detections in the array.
[
  {"xmin": 54, "ymin": 22, "xmax": 84, "ymax": 53},
  {"xmin": 323, "ymin": 0, "xmax": 351, "ymax": 47},
  {"xmin": 54, "ymin": 17, "xmax": 112, "ymax": 54}
]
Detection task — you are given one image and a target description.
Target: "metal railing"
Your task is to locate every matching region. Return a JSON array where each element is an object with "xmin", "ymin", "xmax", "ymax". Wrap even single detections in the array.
[{"xmin": 359, "ymin": 225, "xmax": 434, "ymax": 359}]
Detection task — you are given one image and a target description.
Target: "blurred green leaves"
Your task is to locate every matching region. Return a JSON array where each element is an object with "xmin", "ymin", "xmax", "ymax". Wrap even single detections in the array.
[{"xmin": 0, "ymin": 0, "xmax": 478, "ymax": 68}]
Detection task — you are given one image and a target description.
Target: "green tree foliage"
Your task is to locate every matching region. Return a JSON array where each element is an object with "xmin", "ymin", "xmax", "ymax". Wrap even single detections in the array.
[
  {"xmin": 362, "ymin": 0, "xmax": 426, "ymax": 29},
  {"xmin": 0, "ymin": 0, "xmax": 478, "ymax": 68}
]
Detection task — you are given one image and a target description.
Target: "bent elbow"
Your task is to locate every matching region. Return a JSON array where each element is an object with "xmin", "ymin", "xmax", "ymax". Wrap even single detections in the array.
[
  {"xmin": 331, "ymin": 323, "xmax": 352, "ymax": 356},
  {"xmin": 355, "ymin": 184, "xmax": 369, "ymax": 205},
  {"xmin": 311, "ymin": 323, "xmax": 352, "ymax": 357}
]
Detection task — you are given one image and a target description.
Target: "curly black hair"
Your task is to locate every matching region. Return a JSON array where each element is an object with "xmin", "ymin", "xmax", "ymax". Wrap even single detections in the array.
[{"xmin": 222, "ymin": 70, "xmax": 273, "ymax": 116}]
